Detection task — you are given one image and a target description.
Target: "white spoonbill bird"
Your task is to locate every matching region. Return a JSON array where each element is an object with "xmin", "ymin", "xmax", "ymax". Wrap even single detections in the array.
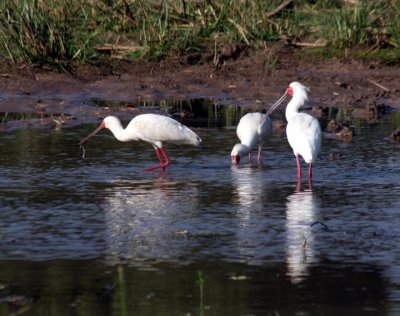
[
  {"xmin": 231, "ymin": 112, "xmax": 272, "ymax": 164},
  {"xmin": 79, "ymin": 114, "xmax": 201, "ymax": 171},
  {"xmin": 262, "ymin": 82, "xmax": 321, "ymax": 180}
]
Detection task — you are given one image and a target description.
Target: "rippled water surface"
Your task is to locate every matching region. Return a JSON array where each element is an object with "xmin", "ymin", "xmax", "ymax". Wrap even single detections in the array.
[{"xmin": 0, "ymin": 105, "xmax": 399, "ymax": 315}]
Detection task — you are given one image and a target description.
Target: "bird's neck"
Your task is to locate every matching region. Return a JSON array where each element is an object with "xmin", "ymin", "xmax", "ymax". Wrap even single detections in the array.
[
  {"xmin": 285, "ymin": 93, "xmax": 307, "ymax": 121},
  {"xmin": 237, "ymin": 144, "xmax": 251, "ymax": 156},
  {"xmin": 108, "ymin": 123, "xmax": 131, "ymax": 142}
]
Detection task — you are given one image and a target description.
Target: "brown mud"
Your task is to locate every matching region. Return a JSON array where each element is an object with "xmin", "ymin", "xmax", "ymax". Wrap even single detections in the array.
[{"xmin": 0, "ymin": 43, "xmax": 399, "ymax": 131}]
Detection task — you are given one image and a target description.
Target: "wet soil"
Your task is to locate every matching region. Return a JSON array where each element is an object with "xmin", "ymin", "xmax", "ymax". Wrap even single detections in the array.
[{"xmin": 0, "ymin": 43, "xmax": 399, "ymax": 130}]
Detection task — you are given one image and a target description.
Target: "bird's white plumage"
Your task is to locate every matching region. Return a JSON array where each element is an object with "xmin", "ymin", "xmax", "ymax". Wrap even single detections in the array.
[
  {"xmin": 286, "ymin": 113, "xmax": 321, "ymax": 163},
  {"xmin": 231, "ymin": 112, "xmax": 272, "ymax": 160},
  {"xmin": 104, "ymin": 114, "xmax": 201, "ymax": 148},
  {"xmin": 285, "ymin": 82, "xmax": 321, "ymax": 164}
]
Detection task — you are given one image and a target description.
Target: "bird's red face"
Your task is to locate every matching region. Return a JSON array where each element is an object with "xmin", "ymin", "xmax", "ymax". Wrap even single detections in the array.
[
  {"xmin": 286, "ymin": 86, "xmax": 294, "ymax": 96},
  {"xmin": 231, "ymin": 155, "xmax": 240, "ymax": 164}
]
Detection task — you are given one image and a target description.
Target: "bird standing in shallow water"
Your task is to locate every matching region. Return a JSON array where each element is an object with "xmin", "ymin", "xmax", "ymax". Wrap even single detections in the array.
[
  {"xmin": 262, "ymin": 82, "xmax": 321, "ymax": 181},
  {"xmin": 79, "ymin": 114, "xmax": 201, "ymax": 171},
  {"xmin": 231, "ymin": 112, "xmax": 272, "ymax": 164}
]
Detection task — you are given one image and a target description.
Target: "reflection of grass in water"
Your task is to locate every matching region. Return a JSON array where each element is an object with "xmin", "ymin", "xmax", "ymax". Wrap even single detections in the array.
[
  {"xmin": 1, "ymin": 112, "xmax": 41, "ymax": 123},
  {"xmin": 342, "ymin": 111, "xmax": 400, "ymax": 135},
  {"xmin": 391, "ymin": 111, "xmax": 400, "ymax": 128},
  {"xmin": 94, "ymin": 97, "xmax": 393, "ymax": 131},
  {"xmin": 197, "ymin": 270, "xmax": 205, "ymax": 315},
  {"xmin": 87, "ymin": 98, "xmax": 246, "ymax": 126},
  {"xmin": 335, "ymin": 109, "xmax": 352, "ymax": 121},
  {"xmin": 205, "ymin": 102, "xmax": 243, "ymax": 127},
  {"xmin": 88, "ymin": 99, "xmax": 138, "ymax": 109},
  {"xmin": 0, "ymin": 112, "xmax": 66, "ymax": 123},
  {"xmin": 317, "ymin": 107, "xmax": 399, "ymax": 134},
  {"xmin": 117, "ymin": 265, "xmax": 127, "ymax": 316}
]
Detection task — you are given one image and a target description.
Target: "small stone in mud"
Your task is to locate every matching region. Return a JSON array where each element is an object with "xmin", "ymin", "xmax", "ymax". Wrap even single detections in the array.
[
  {"xmin": 172, "ymin": 111, "xmax": 193, "ymax": 118},
  {"xmin": 352, "ymin": 100, "xmax": 391, "ymax": 120},
  {"xmin": 334, "ymin": 81, "xmax": 349, "ymax": 89},
  {"xmin": 336, "ymin": 126, "xmax": 353, "ymax": 140},
  {"xmin": 390, "ymin": 128, "xmax": 400, "ymax": 142},
  {"xmin": 325, "ymin": 119, "xmax": 353, "ymax": 140}
]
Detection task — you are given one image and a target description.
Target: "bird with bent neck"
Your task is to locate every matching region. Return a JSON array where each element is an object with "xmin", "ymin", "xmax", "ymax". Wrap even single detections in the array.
[
  {"xmin": 79, "ymin": 113, "xmax": 201, "ymax": 172},
  {"xmin": 231, "ymin": 112, "xmax": 272, "ymax": 164}
]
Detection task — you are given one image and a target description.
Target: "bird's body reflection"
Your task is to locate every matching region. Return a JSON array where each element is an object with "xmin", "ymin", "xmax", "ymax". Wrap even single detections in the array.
[
  {"xmin": 232, "ymin": 165, "xmax": 264, "ymax": 210},
  {"xmin": 231, "ymin": 165, "xmax": 267, "ymax": 262},
  {"xmin": 285, "ymin": 183, "xmax": 319, "ymax": 283},
  {"xmin": 102, "ymin": 174, "xmax": 199, "ymax": 264}
]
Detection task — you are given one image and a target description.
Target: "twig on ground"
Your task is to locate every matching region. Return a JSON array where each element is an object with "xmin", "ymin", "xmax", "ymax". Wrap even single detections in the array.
[
  {"xmin": 266, "ymin": 0, "xmax": 293, "ymax": 18},
  {"xmin": 293, "ymin": 42, "xmax": 326, "ymax": 48},
  {"xmin": 368, "ymin": 79, "xmax": 390, "ymax": 92}
]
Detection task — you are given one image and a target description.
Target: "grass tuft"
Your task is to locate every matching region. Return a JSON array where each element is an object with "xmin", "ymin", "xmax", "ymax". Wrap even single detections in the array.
[{"xmin": 0, "ymin": 0, "xmax": 101, "ymax": 67}]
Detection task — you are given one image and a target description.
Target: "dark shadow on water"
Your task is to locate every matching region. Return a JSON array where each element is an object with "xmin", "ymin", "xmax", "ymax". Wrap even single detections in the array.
[{"xmin": 0, "ymin": 259, "xmax": 391, "ymax": 315}]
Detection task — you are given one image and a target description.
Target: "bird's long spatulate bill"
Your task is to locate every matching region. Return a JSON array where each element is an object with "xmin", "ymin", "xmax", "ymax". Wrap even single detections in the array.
[
  {"xmin": 260, "ymin": 92, "xmax": 288, "ymax": 125},
  {"xmin": 79, "ymin": 125, "xmax": 103, "ymax": 146},
  {"xmin": 79, "ymin": 124, "xmax": 104, "ymax": 158}
]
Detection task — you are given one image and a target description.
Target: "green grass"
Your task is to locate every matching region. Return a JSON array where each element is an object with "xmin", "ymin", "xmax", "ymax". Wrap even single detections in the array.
[
  {"xmin": 1, "ymin": 0, "xmax": 399, "ymax": 67},
  {"xmin": 303, "ymin": 46, "xmax": 400, "ymax": 64},
  {"xmin": 0, "ymin": 0, "xmax": 101, "ymax": 68}
]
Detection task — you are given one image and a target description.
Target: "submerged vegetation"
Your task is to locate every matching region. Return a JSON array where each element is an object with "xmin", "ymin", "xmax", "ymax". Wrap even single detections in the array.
[{"xmin": 0, "ymin": 0, "xmax": 399, "ymax": 66}]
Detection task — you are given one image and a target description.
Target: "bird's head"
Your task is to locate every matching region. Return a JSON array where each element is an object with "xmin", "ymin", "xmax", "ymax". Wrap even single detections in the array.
[
  {"xmin": 264, "ymin": 81, "xmax": 310, "ymax": 118},
  {"xmin": 287, "ymin": 82, "xmax": 309, "ymax": 100},
  {"xmin": 102, "ymin": 116, "xmax": 120, "ymax": 129},
  {"xmin": 231, "ymin": 155, "xmax": 240, "ymax": 164},
  {"xmin": 231, "ymin": 144, "xmax": 243, "ymax": 164}
]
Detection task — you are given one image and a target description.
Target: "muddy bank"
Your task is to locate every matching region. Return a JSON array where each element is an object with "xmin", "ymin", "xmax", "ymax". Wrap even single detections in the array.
[{"xmin": 0, "ymin": 44, "xmax": 399, "ymax": 130}]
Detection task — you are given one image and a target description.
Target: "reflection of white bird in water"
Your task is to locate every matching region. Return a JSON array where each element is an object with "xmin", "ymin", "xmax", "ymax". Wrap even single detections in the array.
[
  {"xmin": 285, "ymin": 189, "xmax": 318, "ymax": 283},
  {"xmin": 102, "ymin": 177, "xmax": 200, "ymax": 263},
  {"xmin": 262, "ymin": 82, "xmax": 322, "ymax": 180},
  {"xmin": 79, "ymin": 114, "xmax": 201, "ymax": 171},
  {"xmin": 231, "ymin": 112, "xmax": 272, "ymax": 164}
]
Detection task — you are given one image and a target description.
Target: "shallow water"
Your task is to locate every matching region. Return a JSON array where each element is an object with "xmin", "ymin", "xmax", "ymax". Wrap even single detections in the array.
[{"xmin": 0, "ymin": 104, "xmax": 399, "ymax": 315}]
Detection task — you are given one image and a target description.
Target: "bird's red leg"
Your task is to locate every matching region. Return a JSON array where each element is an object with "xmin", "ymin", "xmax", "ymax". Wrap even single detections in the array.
[
  {"xmin": 145, "ymin": 147, "xmax": 171, "ymax": 172},
  {"xmin": 295, "ymin": 177, "xmax": 302, "ymax": 193},
  {"xmin": 155, "ymin": 148, "xmax": 164, "ymax": 163},
  {"xmin": 308, "ymin": 162, "xmax": 313, "ymax": 180},
  {"xmin": 308, "ymin": 177, "xmax": 313, "ymax": 191},
  {"xmin": 160, "ymin": 147, "xmax": 171, "ymax": 170},
  {"xmin": 248, "ymin": 152, "xmax": 252, "ymax": 164},
  {"xmin": 257, "ymin": 146, "xmax": 262, "ymax": 163},
  {"xmin": 146, "ymin": 148, "xmax": 166, "ymax": 171},
  {"xmin": 296, "ymin": 155, "xmax": 302, "ymax": 179}
]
